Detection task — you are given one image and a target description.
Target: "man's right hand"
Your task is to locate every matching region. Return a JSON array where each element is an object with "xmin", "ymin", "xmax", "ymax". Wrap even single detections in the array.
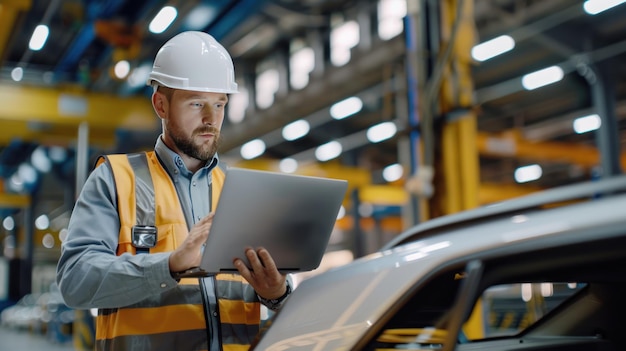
[{"xmin": 168, "ymin": 213, "xmax": 214, "ymax": 273}]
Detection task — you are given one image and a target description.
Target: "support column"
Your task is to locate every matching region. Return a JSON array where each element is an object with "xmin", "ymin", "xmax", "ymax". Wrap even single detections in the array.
[
  {"xmin": 590, "ymin": 61, "xmax": 621, "ymax": 177},
  {"xmin": 7, "ymin": 206, "xmax": 33, "ymax": 301},
  {"xmin": 434, "ymin": 0, "xmax": 480, "ymax": 216},
  {"xmin": 75, "ymin": 121, "xmax": 90, "ymax": 196},
  {"xmin": 350, "ymin": 187, "xmax": 365, "ymax": 258},
  {"xmin": 401, "ymin": 0, "xmax": 428, "ymax": 227}
]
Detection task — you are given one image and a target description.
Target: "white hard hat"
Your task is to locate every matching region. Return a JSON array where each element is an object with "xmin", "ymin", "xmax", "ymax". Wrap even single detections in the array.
[{"xmin": 147, "ymin": 31, "xmax": 238, "ymax": 94}]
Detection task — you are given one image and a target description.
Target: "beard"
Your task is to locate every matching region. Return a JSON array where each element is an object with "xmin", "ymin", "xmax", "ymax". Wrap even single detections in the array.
[{"xmin": 169, "ymin": 125, "xmax": 221, "ymax": 162}]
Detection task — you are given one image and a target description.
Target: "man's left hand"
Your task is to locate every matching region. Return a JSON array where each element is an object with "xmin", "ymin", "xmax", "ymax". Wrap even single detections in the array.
[{"xmin": 234, "ymin": 247, "xmax": 287, "ymax": 300}]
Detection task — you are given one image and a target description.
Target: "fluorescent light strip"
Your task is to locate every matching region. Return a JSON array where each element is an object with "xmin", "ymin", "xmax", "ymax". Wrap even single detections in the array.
[
  {"xmin": 29, "ymin": 24, "xmax": 49, "ymax": 51},
  {"xmin": 583, "ymin": 0, "xmax": 626, "ymax": 15},
  {"xmin": 471, "ymin": 35, "xmax": 515, "ymax": 62},
  {"xmin": 149, "ymin": 6, "xmax": 178, "ymax": 34},
  {"xmin": 521, "ymin": 66, "xmax": 564, "ymax": 90}
]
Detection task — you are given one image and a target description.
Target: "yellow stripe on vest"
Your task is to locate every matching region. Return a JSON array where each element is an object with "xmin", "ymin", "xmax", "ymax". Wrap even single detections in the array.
[
  {"xmin": 218, "ymin": 300, "xmax": 261, "ymax": 324},
  {"xmin": 96, "ymin": 304, "xmax": 206, "ymax": 339},
  {"xmin": 219, "ymin": 273, "xmax": 248, "ymax": 282},
  {"xmin": 97, "ymin": 155, "xmax": 136, "ymax": 237}
]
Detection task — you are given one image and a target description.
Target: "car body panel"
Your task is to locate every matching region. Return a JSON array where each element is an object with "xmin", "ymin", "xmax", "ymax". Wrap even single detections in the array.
[{"xmin": 253, "ymin": 182, "xmax": 626, "ymax": 350}]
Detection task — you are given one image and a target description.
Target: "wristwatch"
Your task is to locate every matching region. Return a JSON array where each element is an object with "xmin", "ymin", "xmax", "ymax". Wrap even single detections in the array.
[{"xmin": 261, "ymin": 282, "xmax": 292, "ymax": 310}]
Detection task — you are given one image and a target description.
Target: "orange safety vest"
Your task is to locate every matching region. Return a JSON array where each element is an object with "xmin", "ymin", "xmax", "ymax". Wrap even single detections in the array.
[{"xmin": 94, "ymin": 151, "xmax": 260, "ymax": 351}]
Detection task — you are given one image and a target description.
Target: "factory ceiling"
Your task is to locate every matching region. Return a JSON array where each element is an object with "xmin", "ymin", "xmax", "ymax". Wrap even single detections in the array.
[{"xmin": 1, "ymin": 0, "xmax": 626, "ymax": 224}]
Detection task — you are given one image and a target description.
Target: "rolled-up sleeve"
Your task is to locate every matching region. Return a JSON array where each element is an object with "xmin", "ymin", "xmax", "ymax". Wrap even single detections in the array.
[{"xmin": 56, "ymin": 162, "xmax": 177, "ymax": 309}]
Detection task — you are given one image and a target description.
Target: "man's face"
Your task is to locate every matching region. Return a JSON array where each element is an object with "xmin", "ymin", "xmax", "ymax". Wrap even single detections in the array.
[{"xmin": 159, "ymin": 89, "xmax": 228, "ymax": 162}]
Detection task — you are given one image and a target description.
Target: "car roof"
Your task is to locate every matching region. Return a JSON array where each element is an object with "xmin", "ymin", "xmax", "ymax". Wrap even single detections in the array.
[
  {"xmin": 253, "ymin": 175, "xmax": 626, "ymax": 350},
  {"xmin": 381, "ymin": 173, "xmax": 626, "ymax": 249}
]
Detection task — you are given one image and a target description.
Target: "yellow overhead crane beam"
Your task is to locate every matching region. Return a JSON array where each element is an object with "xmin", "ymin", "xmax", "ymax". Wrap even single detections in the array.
[
  {"xmin": 0, "ymin": 193, "xmax": 30, "ymax": 208},
  {"xmin": 0, "ymin": 0, "xmax": 31, "ymax": 60},
  {"xmin": 1, "ymin": 119, "xmax": 123, "ymax": 148},
  {"xmin": 477, "ymin": 129, "xmax": 626, "ymax": 169},
  {"xmin": 0, "ymin": 84, "xmax": 157, "ymax": 147},
  {"xmin": 232, "ymin": 122, "xmax": 618, "ymax": 209},
  {"xmin": 232, "ymin": 158, "xmax": 540, "ymax": 209},
  {"xmin": 233, "ymin": 158, "xmax": 372, "ymax": 190},
  {"xmin": 0, "ymin": 179, "xmax": 30, "ymax": 208}
]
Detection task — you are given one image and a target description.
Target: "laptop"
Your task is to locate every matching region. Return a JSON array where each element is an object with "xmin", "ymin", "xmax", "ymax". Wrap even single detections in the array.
[{"xmin": 177, "ymin": 167, "xmax": 349, "ymax": 278}]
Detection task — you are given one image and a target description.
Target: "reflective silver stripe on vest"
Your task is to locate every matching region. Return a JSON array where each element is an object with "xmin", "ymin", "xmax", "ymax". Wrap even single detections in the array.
[{"xmin": 127, "ymin": 153, "xmax": 155, "ymax": 226}]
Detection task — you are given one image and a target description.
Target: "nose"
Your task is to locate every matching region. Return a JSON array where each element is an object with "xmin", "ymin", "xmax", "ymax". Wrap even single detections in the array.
[{"xmin": 201, "ymin": 106, "xmax": 217, "ymax": 125}]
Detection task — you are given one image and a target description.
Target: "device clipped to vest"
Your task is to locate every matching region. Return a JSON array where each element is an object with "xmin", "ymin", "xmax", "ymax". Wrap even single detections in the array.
[{"xmin": 131, "ymin": 225, "xmax": 157, "ymax": 253}]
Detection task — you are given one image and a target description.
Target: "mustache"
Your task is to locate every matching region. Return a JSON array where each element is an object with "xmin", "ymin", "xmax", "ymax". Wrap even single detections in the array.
[{"xmin": 194, "ymin": 126, "xmax": 220, "ymax": 135}]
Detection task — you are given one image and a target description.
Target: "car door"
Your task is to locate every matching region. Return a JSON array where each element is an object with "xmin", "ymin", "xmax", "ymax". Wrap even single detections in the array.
[{"xmin": 358, "ymin": 227, "xmax": 626, "ymax": 351}]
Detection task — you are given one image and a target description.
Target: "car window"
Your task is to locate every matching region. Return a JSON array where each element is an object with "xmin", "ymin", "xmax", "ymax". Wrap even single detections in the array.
[
  {"xmin": 362, "ymin": 234, "xmax": 626, "ymax": 351},
  {"xmin": 361, "ymin": 264, "xmax": 467, "ymax": 350},
  {"xmin": 475, "ymin": 282, "xmax": 585, "ymax": 340},
  {"xmin": 363, "ymin": 276, "xmax": 591, "ymax": 350}
]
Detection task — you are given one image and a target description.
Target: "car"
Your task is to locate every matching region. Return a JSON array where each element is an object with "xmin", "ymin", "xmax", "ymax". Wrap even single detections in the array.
[
  {"xmin": 0, "ymin": 293, "xmax": 44, "ymax": 332},
  {"xmin": 251, "ymin": 175, "xmax": 626, "ymax": 350}
]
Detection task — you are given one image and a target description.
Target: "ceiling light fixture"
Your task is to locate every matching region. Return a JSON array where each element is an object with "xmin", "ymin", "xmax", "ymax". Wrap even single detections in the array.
[
  {"xmin": 330, "ymin": 96, "xmax": 363, "ymax": 120},
  {"xmin": 228, "ymin": 88, "xmax": 249, "ymax": 124},
  {"xmin": 256, "ymin": 68, "xmax": 279, "ymax": 109},
  {"xmin": 573, "ymin": 114, "xmax": 601, "ymax": 134},
  {"xmin": 29, "ymin": 24, "xmax": 49, "ymax": 51},
  {"xmin": 183, "ymin": 4, "xmax": 215, "ymax": 30},
  {"xmin": 282, "ymin": 120, "xmax": 310, "ymax": 141},
  {"xmin": 330, "ymin": 20, "xmax": 359, "ymax": 66},
  {"xmin": 114, "ymin": 60, "xmax": 130, "ymax": 79},
  {"xmin": 315, "ymin": 141, "xmax": 342, "ymax": 161},
  {"xmin": 11, "ymin": 67, "xmax": 23, "ymax": 82},
  {"xmin": 377, "ymin": 0, "xmax": 407, "ymax": 40},
  {"xmin": 471, "ymin": 35, "xmax": 515, "ymax": 62},
  {"xmin": 279, "ymin": 158, "xmax": 298, "ymax": 173},
  {"xmin": 2, "ymin": 217, "xmax": 15, "ymax": 231},
  {"xmin": 521, "ymin": 66, "xmax": 564, "ymax": 90},
  {"xmin": 383, "ymin": 163, "xmax": 404, "ymax": 182},
  {"xmin": 31, "ymin": 146, "xmax": 52, "ymax": 173},
  {"xmin": 149, "ymin": 6, "xmax": 178, "ymax": 34},
  {"xmin": 290, "ymin": 47, "xmax": 315, "ymax": 90},
  {"xmin": 514, "ymin": 164, "xmax": 543, "ymax": 183},
  {"xmin": 367, "ymin": 121, "xmax": 397, "ymax": 143},
  {"xmin": 127, "ymin": 63, "xmax": 152, "ymax": 88},
  {"xmin": 35, "ymin": 214, "xmax": 50, "ymax": 230},
  {"xmin": 583, "ymin": 0, "xmax": 626, "ymax": 15},
  {"xmin": 240, "ymin": 139, "xmax": 266, "ymax": 160}
]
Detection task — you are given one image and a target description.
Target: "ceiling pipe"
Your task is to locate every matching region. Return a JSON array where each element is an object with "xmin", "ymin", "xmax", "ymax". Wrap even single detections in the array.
[
  {"xmin": 53, "ymin": 0, "xmax": 126, "ymax": 81},
  {"xmin": 116, "ymin": 0, "xmax": 267, "ymax": 98},
  {"xmin": 475, "ymin": 38, "xmax": 626, "ymax": 104},
  {"xmin": 202, "ymin": 0, "xmax": 269, "ymax": 41}
]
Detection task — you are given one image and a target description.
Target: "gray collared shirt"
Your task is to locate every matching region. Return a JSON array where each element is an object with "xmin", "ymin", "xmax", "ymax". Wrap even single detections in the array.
[
  {"xmin": 56, "ymin": 136, "xmax": 219, "ymax": 309},
  {"xmin": 154, "ymin": 137, "xmax": 219, "ymax": 228}
]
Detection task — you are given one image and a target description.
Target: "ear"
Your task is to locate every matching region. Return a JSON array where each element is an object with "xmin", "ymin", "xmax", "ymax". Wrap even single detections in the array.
[{"xmin": 152, "ymin": 92, "xmax": 167, "ymax": 120}]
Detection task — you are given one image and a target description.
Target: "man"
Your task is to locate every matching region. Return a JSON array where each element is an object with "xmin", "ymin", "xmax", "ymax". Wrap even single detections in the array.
[{"xmin": 56, "ymin": 31, "xmax": 291, "ymax": 351}]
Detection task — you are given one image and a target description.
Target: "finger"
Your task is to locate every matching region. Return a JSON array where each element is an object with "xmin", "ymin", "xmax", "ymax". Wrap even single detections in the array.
[
  {"xmin": 195, "ymin": 214, "xmax": 211, "ymax": 227},
  {"xmin": 234, "ymin": 258, "xmax": 252, "ymax": 281},
  {"xmin": 246, "ymin": 248, "xmax": 265, "ymax": 271},
  {"xmin": 196, "ymin": 213, "xmax": 214, "ymax": 229},
  {"xmin": 256, "ymin": 247, "xmax": 278, "ymax": 272},
  {"xmin": 192, "ymin": 214, "xmax": 214, "ymax": 239}
]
